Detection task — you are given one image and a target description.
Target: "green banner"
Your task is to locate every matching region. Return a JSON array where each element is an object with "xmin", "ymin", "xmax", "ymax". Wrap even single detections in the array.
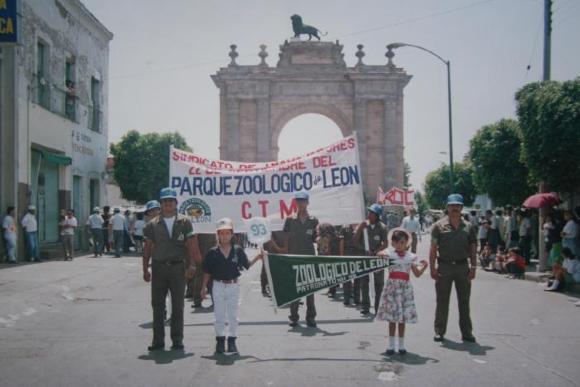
[{"xmin": 264, "ymin": 253, "xmax": 392, "ymax": 307}]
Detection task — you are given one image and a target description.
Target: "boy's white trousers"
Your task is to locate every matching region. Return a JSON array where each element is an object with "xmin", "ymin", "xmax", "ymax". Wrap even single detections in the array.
[{"xmin": 212, "ymin": 281, "xmax": 240, "ymax": 337}]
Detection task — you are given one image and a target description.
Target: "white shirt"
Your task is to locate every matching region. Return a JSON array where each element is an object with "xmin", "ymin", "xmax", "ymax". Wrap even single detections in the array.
[
  {"xmin": 2, "ymin": 215, "xmax": 16, "ymax": 237},
  {"xmin": 21, "ymin": 213, "xmax": 38, "ymax": 232},
  {"xmin": 381, "ymin": 248, "xmax": 417, "ymax": 274},
  {"xmin": 563, "ymin": 220, "xmax": 578, "ymax": 239},
  {"xmin": 477, "ymin": 225, "xmax": 488, "ymax": 239},
  {"xmin": 111, "ymin": 213, "xmax": 126, "ymax": 231},
  {"xmin": 401, "ymin": 216, "xmax": 421, "ymax": 234},
  {"xmin": 519, "ymin": 218, "xmax": 531, "ymax": 237},
  {"xmin": 563, "ymin": 258, "xmax": 580, "ymax": 282},
  {"xmin": 61, "ymin": 216, "xmax": 77, "ymax": 235},
  {"xmin": 164, "ymin": 216, "xmax": 175, "ymax": 238},
  {"xmin": 133, "ymin": 220, "xmax": 145, "ymax": 236},
  {"xmin": 86, "ymin": 213, "xmax": 104, "ymax": 229}
]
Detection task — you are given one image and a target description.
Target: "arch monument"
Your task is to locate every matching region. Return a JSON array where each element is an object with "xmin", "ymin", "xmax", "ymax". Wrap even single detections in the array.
[{"xmin": 212, "ymin": 40, "xmax": 411, "ymax": 195}]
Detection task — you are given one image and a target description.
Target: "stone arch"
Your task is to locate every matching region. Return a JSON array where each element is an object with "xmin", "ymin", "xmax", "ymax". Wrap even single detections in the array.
[
  {"xmin": 270, "ymin": 103, "xmax": 352, "ymax": 157},
  {"xmin": 212, "ymin": 40, "xmax": 411, "ymax": 195}
]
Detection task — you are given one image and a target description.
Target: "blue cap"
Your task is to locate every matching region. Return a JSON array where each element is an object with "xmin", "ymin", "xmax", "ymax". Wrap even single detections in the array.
[
  {"xmin": 295, "ymin": 191, "xmax": 309, "ymax": 200},
  {"xmin": 368, "ymin": 203, "xmax": 383, "ymax": 216},
  {"xmin": 146, "ymin": 200, "xmax": 160, "ymax": 211},
  {"xmin": 159, "ymin": 187, "xmax": 177, "ymax": 201},
  {"xmin": 447, "ymin": 194, "xmax": 464, "ymax": 205}
]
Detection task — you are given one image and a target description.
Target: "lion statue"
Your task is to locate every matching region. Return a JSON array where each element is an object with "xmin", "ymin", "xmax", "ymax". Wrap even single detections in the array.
[{"xmin": 290, "ymin": 15, "xmax": 327, "ymax": 41}]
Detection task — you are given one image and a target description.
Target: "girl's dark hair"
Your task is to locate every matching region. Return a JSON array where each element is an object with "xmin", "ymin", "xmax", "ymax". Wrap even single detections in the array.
[
  {"xmin": 391, "ymin": 230, "xmax": 409, "ymax": 243},
  {"xmin": 6, "ymin": 206, "xmax": 15, "ymax": 214},
  {"xmin": 508, "ymin": 247, "xmax": 521, "ymax": 255},
  {"xmin": 562, "ymin": 247, "xmax": 575, "ymax": 259}
]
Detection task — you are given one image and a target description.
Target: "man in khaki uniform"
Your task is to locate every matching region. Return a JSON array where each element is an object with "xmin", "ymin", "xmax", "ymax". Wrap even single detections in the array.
[
  {"xmin": 354, "ymin": 204, "xmax": 388, "ymax": 315},
  {"xmin": 283, "ymin": 191, "xmax": 319, "ymax": 328},
  {"xmin": 430, "ymin": 194, "xmax": 477, "ymax": 343},
  {"xmin": 143, "ymin": 188, "xmax": 202, "ymax": 351}
]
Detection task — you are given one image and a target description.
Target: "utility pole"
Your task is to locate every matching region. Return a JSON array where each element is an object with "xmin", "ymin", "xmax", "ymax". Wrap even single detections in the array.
[
  {"xmin": 543, "ymin": 0, "xmax": 552, "ymax": 81},
  {"xmin": 538, "ymin": 0, "xmax": 552, "ymax": 272}
]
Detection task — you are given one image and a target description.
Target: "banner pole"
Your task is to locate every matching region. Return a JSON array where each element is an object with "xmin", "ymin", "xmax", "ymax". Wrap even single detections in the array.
[
  {"xmin": 263, "ymin": 252, "xmax": 278, "ymax": 313},
  {"xmin": 353, "ymin": 131, "xmax": 371, "ymax": 253}
]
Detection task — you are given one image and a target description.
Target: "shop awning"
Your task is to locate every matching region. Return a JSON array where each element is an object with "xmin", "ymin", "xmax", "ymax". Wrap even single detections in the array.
[{"xmin": 40, "ymin": 150, "xmax": 72, "ymax": 166}]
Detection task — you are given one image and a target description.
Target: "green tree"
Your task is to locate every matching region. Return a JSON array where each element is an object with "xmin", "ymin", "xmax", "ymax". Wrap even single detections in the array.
[
  {"xmin": 515, "ymin": 78, "xmax": 580, "ymax": 192},
  {"xmin": 424, "ymin": 162, "xmax": 476, "ymax": 209},
  {"xmin": 468, "ymin": 119, "xmax": 534, "ymax": 206},
  {"xmin": 110, "ymin": 131, "xmax": 191, "ymax": 203},
  {"xmin": 414, "ymin": 190, "xmax": 429, "ymax": 216}
]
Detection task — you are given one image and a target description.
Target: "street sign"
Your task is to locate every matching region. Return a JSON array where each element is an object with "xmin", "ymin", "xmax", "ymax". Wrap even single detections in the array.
[{"xmin": 0, "ymin": 0, "xmax": 18, "ymax": 44}]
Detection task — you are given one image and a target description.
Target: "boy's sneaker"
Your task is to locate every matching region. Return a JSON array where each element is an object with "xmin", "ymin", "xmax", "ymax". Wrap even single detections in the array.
[{"xmin": 385, "ymin": 349, "xmax": 395, "ymax": 356}]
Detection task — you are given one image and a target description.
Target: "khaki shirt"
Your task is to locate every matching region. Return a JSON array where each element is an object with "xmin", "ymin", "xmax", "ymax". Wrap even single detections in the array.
[
  {"xmin": 143, "ymin": 214, "xmax": 194, "ymax": 262},
  {"xmin": 431, "ymin": 216, "xmax": 477, "ymax": 262},
  {"xmin": 283, "ymin": 215, "xmax": 319, "ymax": 255},
  {"xmin": 339, "ymin": 225, "xmax": 363, "ymax": 256},
  {"xmin": 356, "ymin": 221, "xmax": 388, "ymax": 253}
]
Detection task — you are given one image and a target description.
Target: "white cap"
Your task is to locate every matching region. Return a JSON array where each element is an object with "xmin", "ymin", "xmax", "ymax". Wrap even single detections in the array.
[
  {"xmin": 28, "ymin": 205, "xmax": 36, "ymax": 210},
  {"xmin": 216, "ymin": 217, "xmax": 234, "ymax": 231},
  {"xmin": 93, "ymin": 206, "xmax": 101, "ymax": 212}
]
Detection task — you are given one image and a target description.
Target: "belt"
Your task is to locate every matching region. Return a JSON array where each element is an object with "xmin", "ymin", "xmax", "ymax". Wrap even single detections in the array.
[
  {"xmin": 389, "ymin": 272, "xmax": 410, "ymax": 281},
  {"xmin": 215, "ymin": 278, "xmax": 238, "ymax": 284},
  {"xmin": 152, "ymin": 260, "xmax": 183, "ymax": 266},
  {"xmin": 439, "ymin": 259, "xmax": 468, "ymax": 265}
]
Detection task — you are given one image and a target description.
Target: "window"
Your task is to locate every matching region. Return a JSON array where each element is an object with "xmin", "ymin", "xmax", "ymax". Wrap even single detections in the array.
[
  {"xmin": 36, "ymin": 41, "xmax": 49, "ymax": 109},
  {"xmin": 64, "ymin": 57, "xmax": 76, "ymax": 121},
  {"xmin": 88, "ymin": 77, "xmax": 101, "ymax": 132}
]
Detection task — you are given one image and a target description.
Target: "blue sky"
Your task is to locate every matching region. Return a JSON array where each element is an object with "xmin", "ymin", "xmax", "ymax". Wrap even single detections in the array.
[{"xmin": 83, "ymin": 0, "xmax": 580, "ymax": 190}]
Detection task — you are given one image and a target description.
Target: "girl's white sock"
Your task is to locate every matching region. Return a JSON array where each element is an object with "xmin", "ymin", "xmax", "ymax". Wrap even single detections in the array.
[
  {"xmin": 388, "ymin": 336, "xmax": 395, "ymax": 350},
  {"xmin": 399, "ymin": 337, "xmax": 405, "ymax": 350}
]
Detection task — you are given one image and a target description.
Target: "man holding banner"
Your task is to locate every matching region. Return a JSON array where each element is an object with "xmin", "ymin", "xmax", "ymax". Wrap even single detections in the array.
[
  {"xmin": 282, "ymin": 191, "xmax": 319, "ymax": 328},
  {"xmin": 355, "ymin": 204, "xmax": 388, "ymax": 315}
]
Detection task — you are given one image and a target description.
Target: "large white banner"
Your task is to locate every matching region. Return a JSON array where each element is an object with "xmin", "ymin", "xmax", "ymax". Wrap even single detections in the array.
[{"xmin": 169, "ymin": 134, "xmax": 365, "ymax": 233}]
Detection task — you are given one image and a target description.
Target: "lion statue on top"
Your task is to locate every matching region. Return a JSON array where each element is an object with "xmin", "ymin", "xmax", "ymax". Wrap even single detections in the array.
[{"xmin": 290, "ymin": 15, "xmax": 327, "ymax": 41}]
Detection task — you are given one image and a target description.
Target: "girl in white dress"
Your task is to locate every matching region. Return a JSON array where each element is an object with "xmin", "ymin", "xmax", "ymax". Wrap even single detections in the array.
[{"xmin": 377, "ymin": 228, "xmax": 428, "ymax": 355}]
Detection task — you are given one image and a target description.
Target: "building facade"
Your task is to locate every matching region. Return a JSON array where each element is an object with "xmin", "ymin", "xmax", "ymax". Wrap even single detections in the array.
[{"xmin": 0, "ymin": 0, "xmax": 112, "ymax": 257}]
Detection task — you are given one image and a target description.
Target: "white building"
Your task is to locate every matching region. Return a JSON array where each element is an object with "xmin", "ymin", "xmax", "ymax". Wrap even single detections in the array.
[{"xmin": 0, "ymin": 0, "xmax": 112, "ymax": 257}]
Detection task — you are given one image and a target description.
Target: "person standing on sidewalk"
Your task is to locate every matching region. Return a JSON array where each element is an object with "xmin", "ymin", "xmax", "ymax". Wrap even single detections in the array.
[
  {"xmin": 86, "ymin": 207, "xmax": 104, "ymax": 257},
  {"xmin": 283, "ymin": 191, "xmax": 319, "ymax": 328},
  {"xmin": 2, "ymin": 206, "xmax": 17, "ymax": 263},
  {"xmin": 142, "ymin": 187, "xmax": 201, "ymax": 351},
  {"xmin": 60, "ymin": 209, "xmax": 77, "ymax": 261},
  {"xmin": 430, "ymin": 194, "xmax": 477, "ymax": 343},
  {"xmin": 201, "ymin": 217, "xmax": 263, "ymax": 354},
  {"xmin": 355, "ymin": 204, "xmax": 388, "ymax": 315},
  {"xmin": 401, "ymin": 208, "xmax": 421, "ymax": 254},
  {"xmin": 110, "ymin": 208, "xmax": 125, "ymax": 258},
  {"xmin": 21, "ymin": 205, "xmax": 39, "ymax": 262}
]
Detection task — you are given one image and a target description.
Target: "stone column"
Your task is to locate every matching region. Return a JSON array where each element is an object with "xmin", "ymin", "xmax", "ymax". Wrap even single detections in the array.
[
  {"xmin": 225, "ymin": 96, "xmax": 240, "ymax": 160},
  {"xmin": 353, "ymin": 97, "xmax": 368, "ymax": 195},
  {"xmin": 383, "ymin": 97, "xmax": 399, "ymax": 190},
  {"xmin": 256, "ymin": 98, "xmax": 271, "ymax": 162}
]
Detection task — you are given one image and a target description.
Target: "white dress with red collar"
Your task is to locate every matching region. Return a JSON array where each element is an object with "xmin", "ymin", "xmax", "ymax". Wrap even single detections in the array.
[{"xmin": 376, "ymin": 248, "xmax": 418, "ymax": 323}]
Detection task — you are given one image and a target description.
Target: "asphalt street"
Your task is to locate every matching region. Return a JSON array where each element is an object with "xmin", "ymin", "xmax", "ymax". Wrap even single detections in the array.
[{"xmin": 1, "ymin": 237, "xmax": 579, "ymax": 387}]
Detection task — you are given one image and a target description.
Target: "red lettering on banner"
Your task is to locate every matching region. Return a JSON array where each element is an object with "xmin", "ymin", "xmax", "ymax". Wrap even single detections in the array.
[
  {"xmin": 312, "ymin": 155, "xmax": 336, "ymax": 168},
  {"xmin": 258, "ymin": 200, "xmax": 269, "ymax": 217},
  {"xmin": 280, "ymin": 199, "xmax": 298, "ymax": 219},
  {"xmin": 241, "ymin": 201, "xmax": 251, "ymax": 219},
  {"xmin": 188, "ymin": 167, "xmax": 201, "ymax": 175}
]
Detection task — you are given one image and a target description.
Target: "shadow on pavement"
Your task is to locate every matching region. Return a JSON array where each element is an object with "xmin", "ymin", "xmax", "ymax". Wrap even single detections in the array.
[
  {"xmin": 200, "ymin": 353, "xmax": 259, "ymax": 366},
  {"xmin": 138, "ymin": 350, "xmax": 194, "ymax": 364},
  {"xmin": 184, "ymin": 318, "xmax": 374, "ymax": 328},
  {"xmin": 381, "ymin": 351, "xmax": 439, "ymax": 365},
  {"xmin": 190, "ymin": 306, "xmax": 213, "ymax": 314},
  {"xmin": 138, "ymin": 318, "xmax": 172, "ymax": 329},
  {"xmin": 441, "ymin": 339, "xmax": 494, "ymax": 355},
  {"xmin": 247, "ymin": 356, "xmax": 384, "ymax": 364},
  {"xmin": 288, "ymin": 325, "xmax": 348, "ymax": 337}
]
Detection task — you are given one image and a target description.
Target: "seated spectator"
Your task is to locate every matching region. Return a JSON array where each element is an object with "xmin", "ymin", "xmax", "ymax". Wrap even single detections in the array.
[
  {"xmin": 505, "ymin": 247, "xmax": 526, "ymax": 279},
  {"xmin": 479, "ymin": 243, "xmax": 495, "ymax": 270},
  {"xmin": 493, "ymin": 246, "xmax": 507, "ymax": 273},
  {"xmin": 545, "ymin": 247, "xmax": 580, "ymax": 291}
]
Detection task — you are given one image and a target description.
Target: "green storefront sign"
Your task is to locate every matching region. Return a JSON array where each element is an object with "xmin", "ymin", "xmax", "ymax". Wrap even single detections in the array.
[{"xmin": 264, "ymin": 253, "xmax": 393, "ymax": 307}]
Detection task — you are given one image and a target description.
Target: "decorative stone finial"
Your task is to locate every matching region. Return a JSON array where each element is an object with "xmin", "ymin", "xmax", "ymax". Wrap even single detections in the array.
[
  {"xmin": 228, "ymin": 44, "xmax": 239, "ymax": 67},
  {"xmin": 355, "ymin": 44, "xmax": 365, "ymax": 66},
  {"xmin": 385, "ymin": 46, "xmax": 395, "ymax": 68},
  {"xmin": 258, "ymin": 44, "xmax": 268, "ymax": 66}
]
